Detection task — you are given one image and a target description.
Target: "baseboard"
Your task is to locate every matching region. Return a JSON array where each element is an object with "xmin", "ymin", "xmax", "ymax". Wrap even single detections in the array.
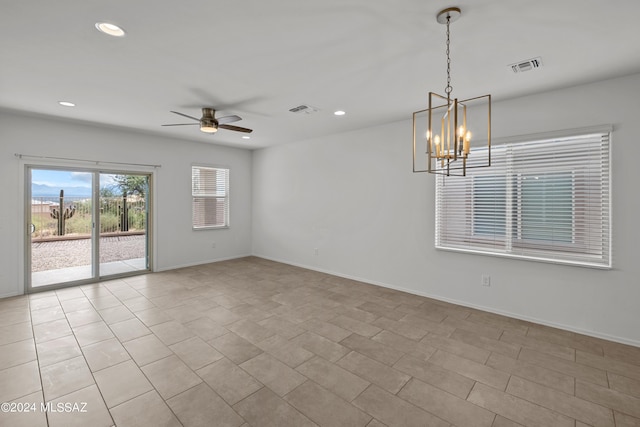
[
  {"xmin": 252, "ymin": 253, "xmax": 640, "ymax": 348},
  {"xmin": 155, "ymin": 253, "xmax": 253, "ymax": 272}
]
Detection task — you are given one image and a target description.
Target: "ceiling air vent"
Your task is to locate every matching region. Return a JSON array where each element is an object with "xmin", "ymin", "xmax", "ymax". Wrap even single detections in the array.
[
  {"xmin": 289, "ymin": 104, "xmax": 320, "ymax": 114},
  {"xmin": 509, "ymin": 57, "xmax": 543, "ymax": 73}
]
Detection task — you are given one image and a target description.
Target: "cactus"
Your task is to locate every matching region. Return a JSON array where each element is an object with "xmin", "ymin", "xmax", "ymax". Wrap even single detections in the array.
[{"xmin": 50, "ymin": 189, "xmax": 76, "ymax": 236}]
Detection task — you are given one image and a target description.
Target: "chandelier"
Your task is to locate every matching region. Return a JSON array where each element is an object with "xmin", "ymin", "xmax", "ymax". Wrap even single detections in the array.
[{"xmin": 413, "ymin": 7, "xmax": 491, "ymax": 176}]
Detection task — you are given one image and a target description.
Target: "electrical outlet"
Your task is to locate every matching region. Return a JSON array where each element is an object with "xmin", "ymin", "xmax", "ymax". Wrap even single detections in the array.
[
  {"xmin": 212, "ymin": 242, "xmax": 216, "ymax": 248},
  {"xmin": 481, "ymin": 274, "xmax": 491, "ymax": 287}
]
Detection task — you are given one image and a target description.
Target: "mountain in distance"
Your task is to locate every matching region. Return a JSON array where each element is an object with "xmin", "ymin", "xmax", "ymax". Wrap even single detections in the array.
[{"xmin": 31, "ymin": 183, "xmax": 92, "ymax": 197}]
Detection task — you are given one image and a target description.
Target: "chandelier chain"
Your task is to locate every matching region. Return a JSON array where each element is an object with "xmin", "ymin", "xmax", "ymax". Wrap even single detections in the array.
[{"xmin": 445, "ymin": 14, "xmax": 452, "ymax": 99}]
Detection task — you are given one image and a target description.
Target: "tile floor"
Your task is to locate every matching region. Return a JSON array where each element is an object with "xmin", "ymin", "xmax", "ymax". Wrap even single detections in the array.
[{"xmin": 1, "ymin": 256, "xmax": 639, "ymax": 427}]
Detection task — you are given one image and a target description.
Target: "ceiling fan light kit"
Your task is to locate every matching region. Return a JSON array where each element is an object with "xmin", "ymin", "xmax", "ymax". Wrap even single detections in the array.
[
  {"xmin": 412, "ymin": 7, "xmax": 491, "ymax": 177},
  {"xmin": 162, "ymin": 107, "xmax": 253, "ymax": 135}
]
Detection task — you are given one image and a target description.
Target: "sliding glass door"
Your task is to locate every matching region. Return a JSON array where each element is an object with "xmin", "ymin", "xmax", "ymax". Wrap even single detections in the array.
[{"xmin": 27, "ymin": 167, "xmax": 151, "ymax": 291}]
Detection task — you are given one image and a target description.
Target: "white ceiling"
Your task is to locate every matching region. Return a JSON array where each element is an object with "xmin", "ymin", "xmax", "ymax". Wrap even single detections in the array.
[{"xmin": 2, "ymin": 0, "xmax": 639, "ymax": 149}]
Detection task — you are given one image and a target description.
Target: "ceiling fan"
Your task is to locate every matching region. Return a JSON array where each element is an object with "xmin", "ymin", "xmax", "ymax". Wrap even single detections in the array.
[{"xmin": 162, "ymin": 108, "xmax": 253, "ymax": 134}]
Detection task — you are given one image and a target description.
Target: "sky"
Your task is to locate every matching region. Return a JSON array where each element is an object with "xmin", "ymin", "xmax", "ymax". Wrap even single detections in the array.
[{"xmin": 31, "ymin": 170, "xmax": 117, "ymax": 189}]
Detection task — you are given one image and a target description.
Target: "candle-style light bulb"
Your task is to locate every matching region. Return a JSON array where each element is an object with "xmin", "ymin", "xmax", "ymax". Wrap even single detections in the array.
[
  {"xmin": 434, "ymin": 135, "xmax": 441, "ymax": 158},
  {"xmin": 463, "ymin": 131, "xmax": 471, "ymax": 155}
]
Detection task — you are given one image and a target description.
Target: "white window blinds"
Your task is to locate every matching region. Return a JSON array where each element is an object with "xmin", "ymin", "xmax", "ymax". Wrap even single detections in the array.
[
  {"xmin": 192, "ymin": 166, "xmax": 229, "ymax": 229},
  {"xmin": 435, "ymin": 128, "xmax": 611, "ymax": 268}
]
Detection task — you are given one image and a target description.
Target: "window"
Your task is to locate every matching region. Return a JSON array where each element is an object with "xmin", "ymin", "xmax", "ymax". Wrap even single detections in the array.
[
  {"xmin": 436, "ymin": 127, "xmax": 611, "ymax": 268},
  {"xmin": 192, "ymin": 166, "xmax": 229, "ymax": 229}
]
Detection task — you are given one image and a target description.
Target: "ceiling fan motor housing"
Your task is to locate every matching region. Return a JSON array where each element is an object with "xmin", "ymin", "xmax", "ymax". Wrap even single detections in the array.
[{"xmin": 200, "ymin": 108, "xmax": 218, "ymax": 133}]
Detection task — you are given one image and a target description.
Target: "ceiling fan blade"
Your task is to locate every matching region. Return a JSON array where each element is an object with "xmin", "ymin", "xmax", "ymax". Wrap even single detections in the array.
[
  {"xmin": 161, "ymin": 123, "xmax": 200, "ymax": 126},
  {"xmin": 217, "ymin": 115, "xmax": 242, "ymax": 125},
  {"xmin": 219, "ymin": 124, "xmax": 253, "ymax": 133},
  {"xmin": 170, "ymin": 111, "xmax": 200, "ymax": 122}
]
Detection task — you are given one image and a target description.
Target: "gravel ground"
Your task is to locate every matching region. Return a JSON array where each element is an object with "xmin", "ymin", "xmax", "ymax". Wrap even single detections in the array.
[{"xmin": 31, "ymin": 235, "xmax": 146, "ymax": 272}]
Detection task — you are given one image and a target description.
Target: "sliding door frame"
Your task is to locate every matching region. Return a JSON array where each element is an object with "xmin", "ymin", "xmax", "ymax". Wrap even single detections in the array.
[{"xmin": 22, "ymin": 161, "xmax": 156, "ymax": 294}]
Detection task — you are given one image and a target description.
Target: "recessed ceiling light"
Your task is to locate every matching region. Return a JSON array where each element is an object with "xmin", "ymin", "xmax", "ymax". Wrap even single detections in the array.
[
  {"xmin": 334, "ymin": 110, "xmax": 346, "ymax": 116},
  {"xmin": 242, "ymin": 136, "xmax": 251, "ymax": 139},
  {"xmin": 95, "ymin": 22, "xmax": 126, "ymax": 37},
  {"xmin": 58, "ymin": 101, "xmax": 75, "ymax": 107}
]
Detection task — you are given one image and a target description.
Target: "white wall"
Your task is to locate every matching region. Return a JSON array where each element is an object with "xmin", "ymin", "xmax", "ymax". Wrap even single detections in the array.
[
  {"xmin": 0, "ymin": 111, "xmax": 252, "ymax": 298},
  {"xmin": 252, "ymin": 73, "xmax": 640, "ymax": 346}
]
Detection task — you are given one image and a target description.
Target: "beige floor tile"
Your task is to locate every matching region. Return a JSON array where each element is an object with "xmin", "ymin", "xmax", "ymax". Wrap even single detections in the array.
[
  {"xmin": 467, "ymin": 382, "xmax": 574, "ymax": 427},
  {"xmin": 507, "ymin": 376, "xmax": 614, "ymax": 427},
  {"xmin": 0, "ymin": 338, "xmax": 36, "ymax": 370},
  {"xmin": 328, "ymin": 315, "xmax": 382, "ymax": 337},
  {"xmin": 353, "ymin": 384, "xmax": 449, "ymax": 427},
  {"xmin": 29, "ymin": 296, "xmax": 60, "ymax": 311},
  {"xmin": 576, "ymin": 380, "xmax": 640, "ymax": 419},
  {"xmin": 165, "ymin": 304, "xmax": 205, "ymax": 324},
  {"xmin": 614, "ymin": 412, "xmax": 640, "ymax": 427},
  {"xmin": 36, "ymin": 335, "xmax": 82, "ymax": 368},
  {"xmin": 60, "ymin": 297, "xmax": 94, "ymax": 313},
  {"xmin": 142, "ymin": 354, "xmax": 202, "ymax": 399},
  {"xmin": 72, "ymin": 321, "xmax": 114, "ymax": 347},
  {"xmin": 502, "ymin": 330, "xmax": 576, "ymax": 361},
  {"xmin": 233, "ymin": 387, "xmax": 317, "ymax": 427},
  {"xmin": 33, "ymin": 318, "xmax": 72, "ymax": 343},
  {"xmin": 0, "ymin": 308, "xmax": 31, "ymax": 327},
  {"xmin": 31, "ymin": 305, "xmax": 66, "ymax": 325},
  {"xmin": 371, "ymin": 317, "xmax": 428, "ymax": 341},
  {"xmin": 370, "ymin": 330, "xmax": 435, "ymax": 361},
  {"xmin": 442, "ymin": 315, "xmax": 504, "ymax": 340},
  {"xmin": 40, "ymin": 356, "xmax": 94, "ymax": 401},
  {"xmin": 170, "ymin": 336, "xmax": 224, "ymax": 370},
  {"xmin": 196, "ymin": 357, "xmax": 263, "ymax": 405},
  {"xmin": 184, "ymin": 316, "xmax": 229, "ymax": 341},
  {"xmin": 337, "ymin": 351, "xmax": 410, "ymax": 394},
  {"xmin": 82, "ymin": 338, "xmax": 130, "ymax": 372},
  {"xmin": 47, "ymin": 384, "xmax": 113, "ymax": 427},
  {"xmin": 0, "ymin": 390, "xmax": 47, "ymax": 427},
  {"xmin": 398, "ymin": 314, "xmax": 456, "ymax": 337},
  {"xmin": 398, "ymin": 377, "xmax": 495, "ymax": 427},
  {"xmin": 89, "ymin": 295, "xmax": 122, "ymax": 311},
  {"xmin": 257, "ymin": 316, "xmax": 306, "ymax": 339},
  {"xmin": 527, "ymin": 327, "xmax": 604, "ymax": 356},
  {"xmin": 577, "ymin": 350, "xmax": 640, "ymax": 382},
  {"xmin": 240, "ymin": 353, "xmax": 306, "ymax": 396},
  {"xmin": 466, "ymin": 311, "xmax": 530, "ymax": 335},
  {"xmin": 167, "ymin": 382, "xmax": 245, "ymax": 427},
  {"xmin": 334, "ymin": 306, "xmax": 378, "ymax": 324},
  {"xmin": 109, "ymin": 317, "xmax": 151, "ymax": 342},
  {"xmin": 421, "ymin": 332, "xmax": 491, "ymax": 364},
  {"xmin": 55, "ymin": 287, "xmax": 86, "ymax": 301},
  {"xmin": 110, "ymin": 390, "xmax": 182, "ymax": 427},
  {"xmin": 296, "ymin": 356, "xmax": 369, "ymax": 401},
  {"xmin": 205, "ymin": 306, "xmax": 242, "ymax": 325},
  {"xmin": 227, "ymin": 318, "xmax": 276, "ymax": 344},
  {"xmin": 94, "ymin": 360, "xmax": 153, "ymax": 408},
  {"xmin": 209, "ymin": 332, "xmax": 263, "ymax": 364},
  {"xmin": 285, "ymin": 380, "xmax": 372, "ymax": 427},
  {"xmin": 98, "ymin": 305, "xmax": 135, "ymax": 325},
  {"xmin": 519, "ymin": 348, "xmax": 608, "ymax": 386},
  {"xmin": 65, "ymin": 308, "xmax": 102, "ymax": 328},
  {"xmin": 300, "ymin": 318, "xmax": 352, "ymax": 342},
  {"xmin": 291, "ymin": 331, "xmax": 349, "ymax": 362},
  {"xmin": 0, "ymin": 321, "xmax": 33, "ymax": 346},
  {"xmin": 492, "ymin": 415, "xmax": 525, "ymax": 426},
  {"xmin": 429, "ymin": 349, "xmax": 510, "ymax": 390},
  {"xmin": 602, "ymin": 342, "xmax": 640, "ymax": 366},
  {"xmin": 486, "ymin": 352, "xmax": 575, "ymax": 395},
  {"xmin": 0, "ymin": 361, "xmax": 42, "ymax": 402},
  {"xmin": 257, "ymin": 334, "xmax": 315, "ymax": 368},
  {"xmin": 135, "ymin": 307, "xmax": 173, "ymax": 327},
  {"xmin": 451, "ymin": 328, "xmax": 521, "ymax": 359},
  {"xmin": 230, "ymin": 303, "xmax": 273, "ymax": 322},
  {"xmin": 123, "ymin": 333, "xmax": 173, "ymax": 367},
  {"xmin": 608, "ymin": 373, "xmax": 640, "ymax": 398},
  {"xmin": 393, "ymin": 354, "xmax": 474, "ymax": 399},
  {"xmin": 150, "ymin": 320, "xmax": 195, "ymax": 345}
]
